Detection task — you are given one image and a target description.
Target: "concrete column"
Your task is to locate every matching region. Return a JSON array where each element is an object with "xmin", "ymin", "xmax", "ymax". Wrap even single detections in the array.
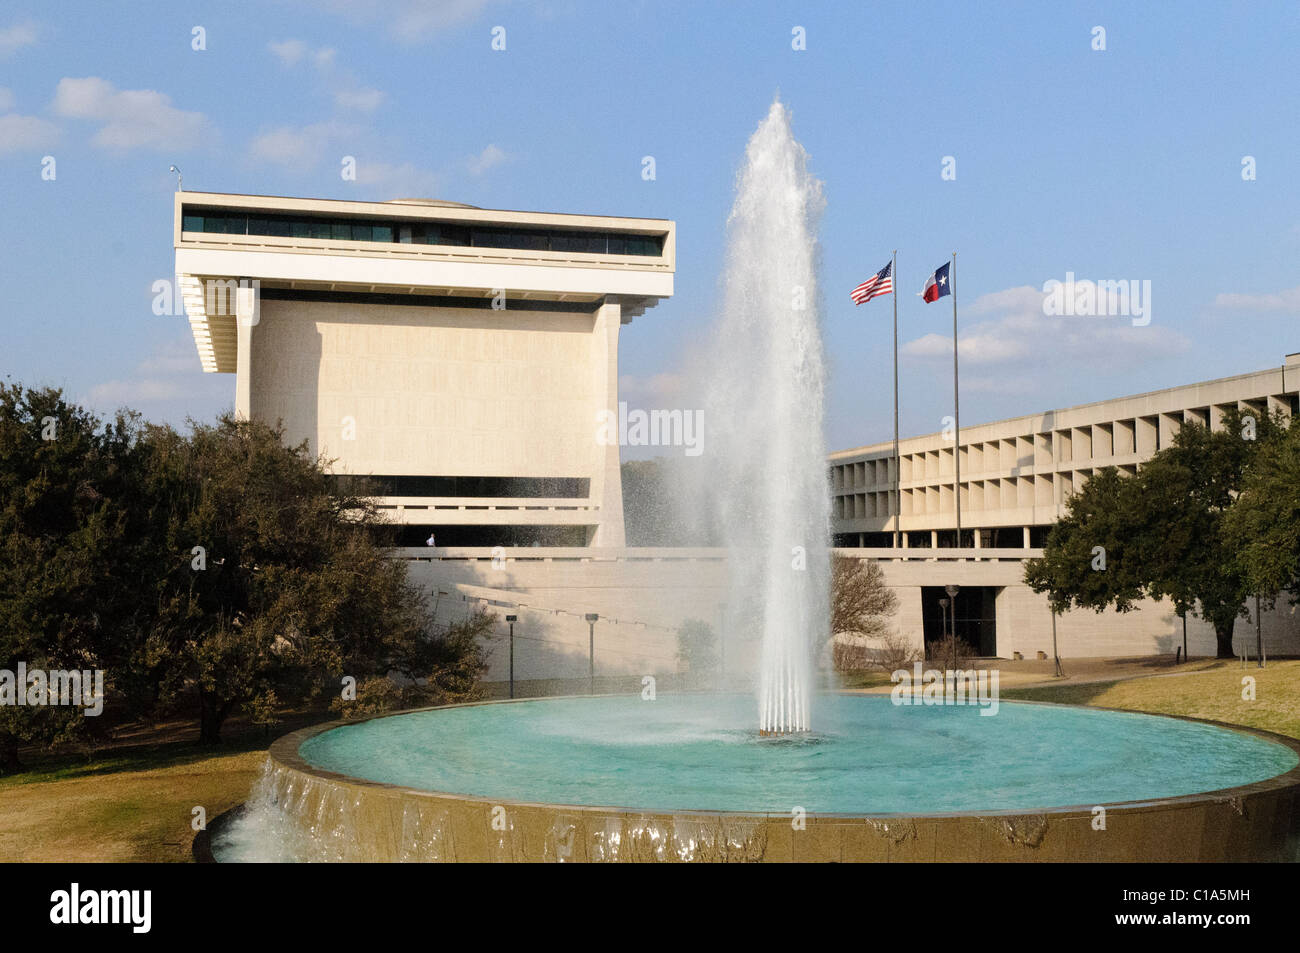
[
  {"xmin": 591, "ymin": 298, "xmax": 625, "ymax": 546},
  {"xmin": 1023, "ymin": 525, "xmax": 1032, "ymax": 548},
  {"xmin": 234, "ymin": 282, "xmax": 257, "ymax": 420}
]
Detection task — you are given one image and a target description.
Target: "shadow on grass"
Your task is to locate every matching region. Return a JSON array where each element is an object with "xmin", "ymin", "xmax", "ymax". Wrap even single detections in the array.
[
  {"xmin": 0, "ymin": 706, "xmax": 335, "ymax": 787},
  {"xmin": 1000, "ymin": 680, "xmax": 1126, "ymax": 706}
]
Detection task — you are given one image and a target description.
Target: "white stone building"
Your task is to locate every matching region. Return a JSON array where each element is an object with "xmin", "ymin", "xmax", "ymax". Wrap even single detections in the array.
[{"xmin": 175, "ymin": 190, "xmax": 674, "ymax": 547}]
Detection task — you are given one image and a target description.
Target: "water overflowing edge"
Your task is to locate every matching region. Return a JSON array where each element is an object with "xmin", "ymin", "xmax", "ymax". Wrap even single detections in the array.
[{"xmin": 202, "ymin": 694, "xmax": 1300, "ymax": 862}]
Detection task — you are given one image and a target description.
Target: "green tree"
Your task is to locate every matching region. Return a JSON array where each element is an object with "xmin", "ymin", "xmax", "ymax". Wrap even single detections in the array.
[
  {"xmin": 1024, "ymin": 467, "xmax": 1152, "ymax": 616},
  {"xmin": 331, "ymin": 609, "xmax": 496, "ymax": 718},
  {"xmin": 139, "ymin": 413, "xmax": 456, "ymax": 743},
  {"xmin": 0, "ymin": 388, "xmax": 496, "ymax": 765},
  {"xmin": 1025, "ymin": 409, "xmax": 1280, "ymax": 658},
  {"xmin": 0, "ymin": 384, "xmax": 146, "ymax": 771},
  {"xmin": 1224, "ymin": 415, "xmax": 1300, "ymax": 603}
]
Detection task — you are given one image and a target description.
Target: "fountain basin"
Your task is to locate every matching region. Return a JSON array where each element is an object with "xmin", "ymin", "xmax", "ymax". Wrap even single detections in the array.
[{"xmin": 211, "ymin": 694, "xmax": 1300, "ymax": 862}]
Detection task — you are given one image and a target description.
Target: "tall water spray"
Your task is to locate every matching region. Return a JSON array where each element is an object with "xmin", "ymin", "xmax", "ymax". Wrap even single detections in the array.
[{"xmin": 706, "ymin": 100, "xmax": 830, "ymax": 735}]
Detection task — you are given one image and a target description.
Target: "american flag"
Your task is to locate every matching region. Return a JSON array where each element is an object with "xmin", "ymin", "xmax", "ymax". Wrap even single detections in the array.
[{"xmin": 850, "ymin": 260, "xmax": 893, "ymax": 305}]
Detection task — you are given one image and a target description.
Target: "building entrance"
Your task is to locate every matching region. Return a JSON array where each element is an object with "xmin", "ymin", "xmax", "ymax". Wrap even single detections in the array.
[{"xmin": 921, "ymin": 586, "xmax": 999, "ymax": 658}]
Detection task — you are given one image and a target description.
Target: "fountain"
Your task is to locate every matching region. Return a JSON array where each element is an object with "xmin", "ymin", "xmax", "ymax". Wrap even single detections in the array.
[
  {"xmin": 207, "ymin": 694, "xmax": 1300, "ymax": 862},
  {"xmin": 703, "ymin": 99, "xmax": 829, "ymax": 735},
  {"xmin": 202, "ymin": 103, "xmax": 1300, "ymax": 863}
]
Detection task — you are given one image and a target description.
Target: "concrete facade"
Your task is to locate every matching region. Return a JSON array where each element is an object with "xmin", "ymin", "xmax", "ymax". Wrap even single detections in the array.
[
  {"xmin": 405, "ymin": 546, "xmax": 1300, "ymax": 681},
  {"xmin": 175, "ymin": 191, "xmax": 675, "ymax": 546},
  {"xmin": 404, "ymin": 549, "xmax": 729, "ymax": 682},
  {"xmin": 830, "ymin": 356, "xmax": 1299, "ymax": 545},
  {"xmin": 826, "ymin": 354, "xmax": 1300, "ymax": 660}
]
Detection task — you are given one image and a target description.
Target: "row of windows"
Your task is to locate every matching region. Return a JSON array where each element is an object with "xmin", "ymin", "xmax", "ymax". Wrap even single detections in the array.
[
  {"xmin": 181, "ymin": 209, "xmax": 665, "ymax": 257},
  {"xmin": 834, "ymin": 468, "xmax": 1135, "ymax": 519},
  {"xmin": 394, "ymin": 524, "xmax": 592, "ymax": 547},
  {"xmin": 330, "ymin": 474, "xmax": 590, "ymax": 499},
  {"xmin": 831, "ymin": 527, "xmax": 1051, "ymax": 549},
  {"xmin": 829, "ymin": 396, "xmax": 1297, "ymax": 491}
]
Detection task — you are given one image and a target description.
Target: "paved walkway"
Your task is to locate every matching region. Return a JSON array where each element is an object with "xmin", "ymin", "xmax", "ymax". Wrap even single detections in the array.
[{"xmin": 846, "ymin": 655, "xmax": 1241, "ymax": 694}]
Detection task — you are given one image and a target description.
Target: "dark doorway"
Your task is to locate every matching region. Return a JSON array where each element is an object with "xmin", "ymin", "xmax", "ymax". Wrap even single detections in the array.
[{"xmin": 921, "ymin": 586, "xmax": 999, "ymax": 657}]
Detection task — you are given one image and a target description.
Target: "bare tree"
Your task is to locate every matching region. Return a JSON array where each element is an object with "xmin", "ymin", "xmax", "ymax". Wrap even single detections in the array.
[
  {"xmin": 831, "ymin": 555, "xmax": 898, "ymax": 638},
  {"xmin": 829, "ymin": 556, "xmax": 903, "ymax": 672}
]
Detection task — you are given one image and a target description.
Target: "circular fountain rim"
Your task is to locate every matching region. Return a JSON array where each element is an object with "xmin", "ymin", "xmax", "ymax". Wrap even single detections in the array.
[{"xmin": 267, "ymin": 693, "xmax": 1300, "ymax": 821}]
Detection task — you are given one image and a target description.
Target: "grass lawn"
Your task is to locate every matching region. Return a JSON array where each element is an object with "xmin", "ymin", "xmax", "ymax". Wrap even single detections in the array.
[
  {"xmin": 0, "ymin": 709, "xmax": 327, "ymax": 863},
  {"xmin": 1001, "ymin": 658, "xmax": 1300, "ymax": 741},
  {"xmin": 1, "ymin": 660, "xmax": 1296, "ymax": 862}
]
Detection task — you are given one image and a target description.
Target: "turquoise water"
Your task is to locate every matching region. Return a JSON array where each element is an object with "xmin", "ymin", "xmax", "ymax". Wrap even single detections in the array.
[{"xmin": 297, "ymin": 694, "xmax": 1298, "ymax": 814}]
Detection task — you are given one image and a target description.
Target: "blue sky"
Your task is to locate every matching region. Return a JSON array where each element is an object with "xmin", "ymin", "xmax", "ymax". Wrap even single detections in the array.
[{"xmin": 1, "ymin": 0, "xmax": 1297, "ymax": 452}]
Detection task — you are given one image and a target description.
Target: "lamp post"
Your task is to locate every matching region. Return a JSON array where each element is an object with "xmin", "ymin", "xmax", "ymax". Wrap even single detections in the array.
[
  {"xmin": 585, "ymin": 613, "xmax": 599, "ymax": 694},
  {"xmin": 169, "ymin": 164, "xmax": 182, "ymax": 191},
  {"xmin": 1256, "ymin": 595, "xmax": 1264, "ymax": 668},
  {"xmin": 945, "ymin": 584, "xmax": 960, "ymax": 672},
  {"xmin": 938, "ymin": 598, "xmax": 949, "ymax": 655},
  {"xmin": 505, "ymin": 615, "xmax": 517, "ymax": 699},
  {"xmin": 717, "ymin": 602, "xmax": 727, "ymax": 685},
  {"xmin": 1051, "ymin": 609, "xmax": 1063, "ymax": 678}
]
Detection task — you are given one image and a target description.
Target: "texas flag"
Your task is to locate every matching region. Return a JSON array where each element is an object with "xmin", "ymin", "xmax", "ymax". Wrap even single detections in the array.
[{"xmin": 921, "ymin": 262, "xmax": 951, "ymax": 303}]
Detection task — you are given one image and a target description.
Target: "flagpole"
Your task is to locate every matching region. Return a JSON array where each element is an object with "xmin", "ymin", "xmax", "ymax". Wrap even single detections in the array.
[
  {"xmin": 951, "ymin": 251, "xmax": 962, "ymax": 547},
  {"xmin": 892, "ymin": 250, "xmax": 900, "ymax": 550}
]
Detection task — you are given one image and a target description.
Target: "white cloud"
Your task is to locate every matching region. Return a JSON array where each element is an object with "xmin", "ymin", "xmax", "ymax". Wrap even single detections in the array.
[
  {"xmin": 89, "ymin": 377, "xmax": 189, "ymax": 405},
  {"xmin": 268, "ymin": 39, "xmax": 382, "ymax": 112},
  {"xmin": 268, "ymin": 38, "xmax": 308, "ymax": 65},
  {"xmin": 391, "ymin": 0, "xmax": 498, "ymax": 36},
  {"xmin": 904, "ymin": 328, "xmax": 1032, "ymax": 364},
  {"xmin": 85, "ymin": 338, "xmax": 230, "ymax": 421},
  {"xmin": 618, "ymin": 372, "xmax": 690, "ymax": 408},
  {"xmin": 311, "ymin": 0, "xmax": 498, "ymax": 41},
  {"xmin": 246, "ymin": 123, "xmax": 436, "ymax": 196},
  {"xmin": 0, "ymin": 112, "xmax": 59, "ymax": 153},
  {"xmin": 966, "ymin": 284, "xmax": 1045, "ymax": 317},
  {"xmin": 0, "ymin": 20, "xmax": 38, "ymax": 57},
  {"xmin": 1212, "ymin": 285, "xmax": 1300, "ymax": 315},
  {"xmin": 901, "ymin": 283, "xmax": 1190, "ymax": 390},
  {"xmin": 52, "ymin": 77, "xmax": 206, "ymax": 151},
  {"xmin": 248, "ymin": 121, "xmax": 355, "ymax": 167},
  {"xmin": 334, "ymin": 86, "xmax": 384, "ymax": 112},
  {"xmin": 355, "ymin": 160, "xmax": 440, "ymax": 197},
  {"xmin": 466, "ymin": 143, "xmax": 507, "ymax": 175}
]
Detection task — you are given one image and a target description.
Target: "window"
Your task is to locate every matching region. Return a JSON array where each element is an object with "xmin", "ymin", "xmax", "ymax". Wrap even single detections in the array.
[
  {"xmin": 470, "ymin": 226, "xmax": 548, "ymax": 251},
  {"xmin": 550, "ymin": 230, "xmax": 607, "ymax": 254},
  {"xmin": 181, "ymin": 206, "xmax": 664, "ymax": 256},
  {"xmin": 330, "ymin": 474, "xmax": 590, "ymax": 499}
]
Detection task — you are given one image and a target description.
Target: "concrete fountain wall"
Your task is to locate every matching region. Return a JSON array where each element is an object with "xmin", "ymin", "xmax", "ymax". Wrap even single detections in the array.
[{"xmin": 252, "ymin": 700, "xmax": 1300, "ymax": 863}]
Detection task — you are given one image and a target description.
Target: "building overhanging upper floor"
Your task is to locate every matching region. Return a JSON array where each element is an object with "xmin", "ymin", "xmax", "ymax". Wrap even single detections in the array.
[
  {"xmin": 829, "ymin": 355, "xmax": 1300, "ymax": 545},
  {"xmin": 172, "ymin": 191, "xmax": 676, "ymax": 548},
  {"xmin": 174, "ymin": 191, "xmax": 675, "ymax": 373}
]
